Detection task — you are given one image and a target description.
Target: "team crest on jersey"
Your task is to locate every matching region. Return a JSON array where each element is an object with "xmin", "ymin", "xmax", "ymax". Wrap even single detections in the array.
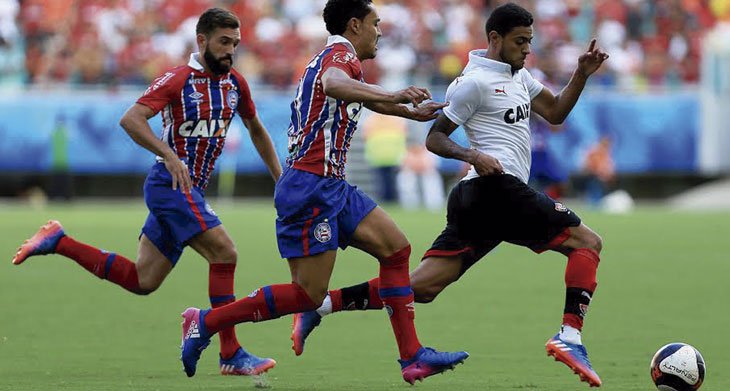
[
  {"xmin": 332, "ymin": 51, "xmax": 355, "ymax": 64},
  {"xmin": 226, "ymin": 91, "xmax": 238, "ymax": 109},
  {"xmin": 314, "ymin": 221, "xmax": 332, "ymax": 243},
  {"xmin": 554, "ymin": 202, "xmax": 568, "ymax": 212}
]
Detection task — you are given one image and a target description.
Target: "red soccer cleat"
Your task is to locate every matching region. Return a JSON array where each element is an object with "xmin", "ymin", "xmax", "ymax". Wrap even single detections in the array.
[{"xmin": 12, "ymin": 220, "xmax": 65, "ymax": 265}]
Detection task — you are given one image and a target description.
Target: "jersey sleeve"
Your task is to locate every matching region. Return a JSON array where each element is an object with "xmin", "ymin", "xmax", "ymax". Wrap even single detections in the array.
[
  {"xmin": 136, "ymin": 70, "xmax": 179, "ymax": 114},
  {"xmin": 442, "ymin": 76, "xmax": 482, "ymax": 126},
  {"xmin": 232, "ymin": 71, "xmax": 256, "ymax": 120},
  {"xmin": 522, "ymin": 69, "xmax": 545, "ymax": 100},
  {"xmin": 321, "ymin": 49, "xmax": 361, "ymax": 79}
]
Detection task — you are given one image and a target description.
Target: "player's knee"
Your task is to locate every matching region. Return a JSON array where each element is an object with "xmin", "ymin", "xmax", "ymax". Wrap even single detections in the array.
[
  {"xmin": 137, "ymin": 275, "xmax": 163, "ymax": 295},
  {"xmin": 585, "ymin": 232, "xmax": 603, "ymax": 254},
  {"xmin": 413, "ymin": 283, "xmax": 443, "ymax": 304}
]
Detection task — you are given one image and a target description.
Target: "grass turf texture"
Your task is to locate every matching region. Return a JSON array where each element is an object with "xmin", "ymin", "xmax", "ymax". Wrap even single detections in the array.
[{"xmin": 1, "ymin": 201, "xmax": 728, "ymax": 390}]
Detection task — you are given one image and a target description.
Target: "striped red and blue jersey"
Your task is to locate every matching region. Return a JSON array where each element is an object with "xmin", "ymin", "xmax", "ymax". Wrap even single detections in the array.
[
  {"xmin": 137, "ymin": 53, "xmax": 256, "ymax": 190},
  {"xmin": 286, "ymin": 37, "xmax": 365, "ymax": 179}
]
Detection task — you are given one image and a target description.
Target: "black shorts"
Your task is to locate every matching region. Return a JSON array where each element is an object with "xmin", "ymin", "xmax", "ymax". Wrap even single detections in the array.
[{"xmin": 423, "ymin": 174, "xmax": 581, "ymax": 275}]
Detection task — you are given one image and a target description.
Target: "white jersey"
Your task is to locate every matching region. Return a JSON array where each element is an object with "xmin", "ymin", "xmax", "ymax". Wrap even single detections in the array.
[{"xmin": 442, "ymin": 49, "xmax": 544, "ymax": 183}]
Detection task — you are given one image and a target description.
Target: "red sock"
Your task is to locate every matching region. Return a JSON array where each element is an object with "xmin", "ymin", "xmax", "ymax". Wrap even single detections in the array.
[
  {"xmin": 204, "ymin": 283, "xmax": 317, "ymax": 334},
  {"xmin": 209, "ymin": 263, "xmax": 241, "ymax": 359},
  {"xmin": 379, "ymin": 246, "xmax": 421, "ymax": 360},
  {"xmin": 56, "ymin": 236, "xmax": 141, "ymax": 293},
  {"xmin": 563, "ymin": 248, "xmax": 600, "ymax": 330}
]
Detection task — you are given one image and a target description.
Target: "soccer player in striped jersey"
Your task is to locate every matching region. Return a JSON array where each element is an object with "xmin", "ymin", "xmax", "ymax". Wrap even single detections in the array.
[
  {"xmin": 12, "ymin": 8, "xmax": 281, "ymax": 377},
  {"xmin": 290, "ymin": 3, "xmax": 610, "ymax": 388},
  {"xmin": 178, "ymin": 0, "xmax": 469, "ymax": 384}
]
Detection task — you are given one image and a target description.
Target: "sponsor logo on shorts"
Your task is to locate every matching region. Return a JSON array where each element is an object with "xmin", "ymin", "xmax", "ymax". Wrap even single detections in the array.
[
  {"xmin": 314, "ymin": 221, "xmax": 332, "ymax": 243},
  {"xmin": 205, "ymin": 203, "xmax": 217, "ymax": 217},
  {"xmin": 554, "ymin": 202, "xmax": 568, "ymax": 212}
]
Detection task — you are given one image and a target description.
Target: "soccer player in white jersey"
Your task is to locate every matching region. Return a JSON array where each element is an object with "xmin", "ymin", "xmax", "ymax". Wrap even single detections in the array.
[{"xmin": 290, "ymin": 3, "xmax": 609, "ymax": 387}]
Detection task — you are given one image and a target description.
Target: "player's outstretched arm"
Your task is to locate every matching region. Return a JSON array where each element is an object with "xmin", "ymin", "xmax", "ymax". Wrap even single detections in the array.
[
  {"xmin": 321, "ymin": 67, "xmax": 430, "ymax": 107},
  {"xmin": 531, "ymin": 38, "xmax": 609, "ymax": 125},
  {"xmin": 364, "ymin": 101, "xmax": 448, "ymax": 122},
  {"xmin": 119, "ymin": 103, "xmax": 191, "ymax": 192},
  {"xmin": 242, "ymin": 114, "xmax": 282, "ymax": 181},
  {"xmin": 425, "ymin": 113, "xmax": 503, "ymax": 176}
]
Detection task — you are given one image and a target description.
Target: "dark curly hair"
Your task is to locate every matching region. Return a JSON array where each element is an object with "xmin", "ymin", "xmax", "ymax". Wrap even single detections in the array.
[
  {"xmin": 323, "ymin": 0, "xmax": 374, "ymax": 36},
  {"xmin": 196, "ymin": 8, "xmax": 240, "ymax": 37},
  {"xmin": 485, "ymin": 3, "xmax": 533, "ymax": 37}
]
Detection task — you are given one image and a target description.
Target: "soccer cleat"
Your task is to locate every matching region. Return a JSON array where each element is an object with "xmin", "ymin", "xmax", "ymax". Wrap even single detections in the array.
[
  {"xmin": 220, "ymin": 347, "xmax": 276, "ymax": 376},
  {"xmin": 180, "ymin": 307, "xmax": 212, "ymax": 377},
  {"xmin": 546, "ymin": 334, "xmax": 602, "ymax": 387},
  {"xmin": 291, "ymin": 311, "xmax": 322, "ymax": 356},
  {"xmin": 399, "ymin": 346, "xmax": 469, "ymax": 385},
  {"xmin": 12, "ymin": 220, "xmax": 65, "ymax": 265}
]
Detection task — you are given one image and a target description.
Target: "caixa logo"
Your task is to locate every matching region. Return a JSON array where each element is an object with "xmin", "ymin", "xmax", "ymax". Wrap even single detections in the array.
[
  {"xmin": 178, "ymin": 119, "xmax": 230, "ymax": 138},
  {"xmin": 503, "ymin": 103, "xmax": 531, "ymax": 124}
]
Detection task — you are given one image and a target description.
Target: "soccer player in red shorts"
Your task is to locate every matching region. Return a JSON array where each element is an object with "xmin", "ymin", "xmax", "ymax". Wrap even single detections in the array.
[
  {"xmin": 290, "ymin": 3, "xmax": 610, "ymax": 388},
  {"xmin": 12, "ymin": 8, "xmax": 281, "ymax": 377},
  {"xmin": 179, "ymin": 0, "xmax": 468, "ymax": 384}
]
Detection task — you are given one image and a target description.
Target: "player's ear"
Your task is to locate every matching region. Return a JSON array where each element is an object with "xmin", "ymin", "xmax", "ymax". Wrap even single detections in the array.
[
  {"xmin": 196, "ymin": 33, "xmax": 207, "ymax": 49},
  {"xmin": 487, "ymin": 30, "xmax": 501, "ymax": 46},
  {"xmin": 348, "ymin": 17, "xmax": 361, "ymax": 34}
]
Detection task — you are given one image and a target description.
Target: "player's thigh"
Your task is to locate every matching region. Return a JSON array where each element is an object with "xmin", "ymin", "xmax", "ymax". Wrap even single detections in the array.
[
  {"xmin": 410, "ymin": 256, "xmax": 463, "ymax": 303},
  {"xmin": 287, "ymin": 250, "xmax": 337, "ymax": 304},
  {"xmin": 187, "ymin": 225, "xmax": 237, "ymax": 264},
  {"xmin": 136, "ymin": 234, "xmax": 174, "ymax": 290},
  {"xmin": 349, "ymin": 206, "xmax": 409, "ymax": 259}
]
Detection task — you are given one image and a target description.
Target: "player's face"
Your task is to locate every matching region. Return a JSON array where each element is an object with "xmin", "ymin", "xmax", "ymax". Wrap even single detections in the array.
[
  {"xmin": 498, "ymin": 26, "xmax": 533, "ymax": 72},
  {"xmin": 201, "ymin": 27, "xmax": 241, "ymax": 75},
  {"xmin": 358, "ymin": 7, "xmax": 382, "ymax": 60}
]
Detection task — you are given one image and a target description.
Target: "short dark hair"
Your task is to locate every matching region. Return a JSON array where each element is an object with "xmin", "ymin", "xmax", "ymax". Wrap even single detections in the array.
[
  {"xmin": 196, "ymin": 8, "xmax": 240, "ymax": 37},
  {"xmin": 323, "ymin": 0, "xmax": 373, "ymax": 36},
  {"xmin": 485, "ymin": 3, "xmax": 533, "ymax": 37}
]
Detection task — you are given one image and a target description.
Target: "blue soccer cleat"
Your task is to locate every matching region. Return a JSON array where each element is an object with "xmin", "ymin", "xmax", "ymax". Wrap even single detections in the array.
[
  {"xmin": 399, "ymin": 346, "xmax": 469, "ymax": 385},
  {"xmin": 220, "ymin": 347, "xmax": 276, "ymax": 376},
  {"xmin": 546, "ymin": 333, "xmax": 602, "ymax": 387},
  {"xmin": 12, "ymin": 220, "xmax": 65, "ymax": 265},
  {"xmin": 291, "ymin": 311, "xmax": 322, "ymax": 356},
  {"xmin": 180, "ymin": 307, "xmax": 212, "ymax": 377}
]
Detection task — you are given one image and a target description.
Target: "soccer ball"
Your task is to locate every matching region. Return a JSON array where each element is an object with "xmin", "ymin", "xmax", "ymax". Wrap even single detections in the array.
[{"xmin": 650, "ymin": 343, "xmax": 705, "ymax": 390}]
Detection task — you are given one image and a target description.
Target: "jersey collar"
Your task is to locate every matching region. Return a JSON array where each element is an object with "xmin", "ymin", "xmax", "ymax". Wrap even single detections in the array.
[
  {"xmin": 188, "ymin": 53, "xmax": 205, "ymax": 72},
  {"xmin": 326, "ymin": 35, "xmax": 358, "ymax": 56},
  {"xmin": 465, "ymin": 49, "xmax": 512, "ymax": 75}
]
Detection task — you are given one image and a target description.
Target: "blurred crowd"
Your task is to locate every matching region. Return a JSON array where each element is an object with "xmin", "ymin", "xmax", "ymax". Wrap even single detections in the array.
[{"xmin": 0, "ymin": 0, "xmax": 729, "ymax": 90}]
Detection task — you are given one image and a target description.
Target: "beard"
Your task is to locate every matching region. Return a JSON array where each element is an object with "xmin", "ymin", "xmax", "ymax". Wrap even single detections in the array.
[
  {"xmin": 204, "ymin": 48, "xmax": 232, "ymax": 75},
  {"xmin": 499, "ymin": 48, "xmax": 524, "ymax": 72}
]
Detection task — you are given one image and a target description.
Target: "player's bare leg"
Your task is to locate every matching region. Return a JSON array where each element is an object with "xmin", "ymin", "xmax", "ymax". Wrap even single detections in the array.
[
  {"xmin": 409, "ymin": 256, "xmax": 463, "ymax": 303},
  {"xmin": 545, "ymin": 223, "xmax": 603, "ymax": 387},
  {"xmin": 348, "ymin": 207, "xmax": 469, "ymax": 384},
  {"xmin": 188, "ymin": 225, "xmax": 276, "ymax": 376}
]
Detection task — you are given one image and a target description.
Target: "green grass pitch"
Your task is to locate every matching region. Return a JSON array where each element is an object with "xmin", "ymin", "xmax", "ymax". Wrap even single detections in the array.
[{"xmin": 1, "ymin": 201, "xmax": 728, "ymax": 390}]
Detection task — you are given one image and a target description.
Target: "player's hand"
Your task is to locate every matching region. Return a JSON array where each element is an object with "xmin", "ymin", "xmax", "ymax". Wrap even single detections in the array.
[
  {"xmin": 470, "ymin": 150, "xmax": 504, "ymax": 176},
  {"xmin": 164, "ymin": 156, "xmax": 192, "ymax": 193},
  {"xmin": 407, "ymin": 101, "xmax": 448, "ymax": 122},
  {"xmin": 394, "ymin": 86, "xmax": 432, "ymax": 107},
  {"xmin": 577, "ymin": 39, "xmax": 609, "ymax": 77}
]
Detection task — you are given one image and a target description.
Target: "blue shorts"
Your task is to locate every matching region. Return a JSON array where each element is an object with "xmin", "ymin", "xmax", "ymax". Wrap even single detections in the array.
[
  {"xmin": 274, "ymin": 168, "xmax": 378, "ymax": 259},
  {"xmin": 141, "ymin": 163, "xmax": 221, "ymax": 265}
]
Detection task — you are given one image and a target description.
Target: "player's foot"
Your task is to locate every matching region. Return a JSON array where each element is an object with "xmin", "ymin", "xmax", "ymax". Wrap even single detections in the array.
[
  {"xmin": 399, "ymin": 346, "xmax": 469, "ymax": 385},
  {"xmin": 291, "ymin": 311, "xmax": 322, "ymax": 356},
  {"xmin": 180, "ymin": 307, "xmax": 212, "ymax": 377},
  {"xmin": 12, "ymin": 220, "xmax": 65, "ymax": 265},
  {"xmin": 546, "ymin": 333, "xmax": 602, "ymax": 387},
  {"xmin": 220, "ymin": 347, "xmax": 276, "ymax": 376}
]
